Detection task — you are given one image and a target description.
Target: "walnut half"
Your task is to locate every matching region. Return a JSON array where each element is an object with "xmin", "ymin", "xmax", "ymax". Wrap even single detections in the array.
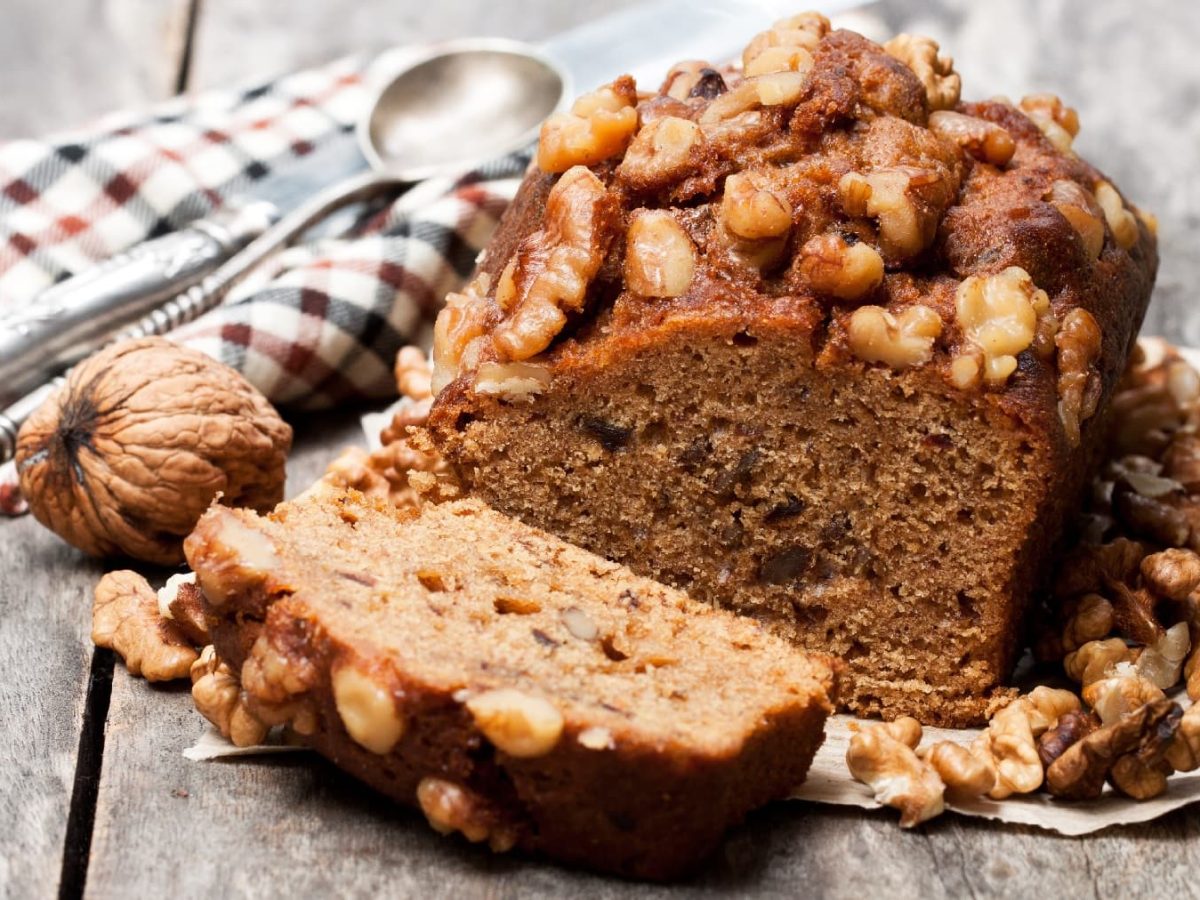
[{"xmin": 93, "ymin": 570, "xmax": 199, "ymax": 681}]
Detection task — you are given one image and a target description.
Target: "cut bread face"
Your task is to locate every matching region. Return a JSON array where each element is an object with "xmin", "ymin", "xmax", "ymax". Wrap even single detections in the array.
[
  {"xmin": 430, "ymin": 313, "xmax": 1079, "ymax": 726},
  {"xmin": 184, "ymin": 490, "xmax": 834, "ymax": 880}
]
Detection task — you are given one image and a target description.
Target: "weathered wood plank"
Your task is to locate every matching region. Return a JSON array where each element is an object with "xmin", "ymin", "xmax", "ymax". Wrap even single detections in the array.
[
  {"xmin": 0, "ymin": 0, "xmax": 194, "ymax": 137},
  {"xmin": 0, "ymin": 509, "xmax": 108, "ymax": 894}
]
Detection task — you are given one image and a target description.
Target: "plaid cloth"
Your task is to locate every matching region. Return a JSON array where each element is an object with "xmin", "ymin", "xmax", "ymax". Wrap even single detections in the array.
[{"xmin": 0, "ymin": 55, "xmax": 527, "ymax": 409}]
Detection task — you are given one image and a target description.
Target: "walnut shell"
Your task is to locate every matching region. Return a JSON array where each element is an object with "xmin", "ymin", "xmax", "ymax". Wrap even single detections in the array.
[{"xmin": 16, "ymin": 338, "xmax": 291, "ymax": 564}]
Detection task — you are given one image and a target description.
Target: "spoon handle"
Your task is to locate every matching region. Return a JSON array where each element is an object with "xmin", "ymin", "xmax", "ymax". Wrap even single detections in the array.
[{"xmin": 0, "ymin": 170, "xmax": 407, "ymax": 464}]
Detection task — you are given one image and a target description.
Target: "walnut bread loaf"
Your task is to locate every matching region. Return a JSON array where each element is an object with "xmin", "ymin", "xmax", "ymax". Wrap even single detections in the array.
[
  {"xmin": 183, "ymin": 489, "xmax": 836, "ymax": 880},
  {"xmin": 425, "ymin": 13, "xmax": 1158, "ymax": 726}
]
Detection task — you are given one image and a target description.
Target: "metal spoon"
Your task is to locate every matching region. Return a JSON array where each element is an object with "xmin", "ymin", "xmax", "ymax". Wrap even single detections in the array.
[{"xmin": 0, "ymin": 38, "xmax": 566, "ymax": 462}]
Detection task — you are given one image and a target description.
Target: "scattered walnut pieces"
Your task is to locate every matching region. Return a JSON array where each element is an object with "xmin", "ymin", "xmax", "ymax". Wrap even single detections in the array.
[
  {"xmin": 721, "ymin": 171, "xmax": 792, "ymax": 240},
  {"xmin": 742, "ymin": 12, "xmax": 828, "ymax": 70},
  {"xmin": 537, "ymin": 77, "xmax": 638, "ymax": 173},
  {"xmin": 16, "ymin": 337, "xmax": 291, "ymax": 565},
  {"xmin": 191, "ymin": 645, "xmax": 268, "ymax": 747},
  {"xmin": 1045, "ymin": 699, "xmax": 1182, "ymax": 800},
  {"xmin": 920, "ymin": 740, "xmax": 996, "ymax": 801},
  {"xmin": 93, "ymin": 570, "xmax": 198, "ymax": 681},
  {"xmin": 846, "ymin": 717, "xmax": 945, "ymax": 827}
]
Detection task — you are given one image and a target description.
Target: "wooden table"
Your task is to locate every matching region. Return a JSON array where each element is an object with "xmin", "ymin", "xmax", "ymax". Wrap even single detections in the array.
[{"xmin": 3, "ymin": 1, "xmax": 1199, "ymax": 896}]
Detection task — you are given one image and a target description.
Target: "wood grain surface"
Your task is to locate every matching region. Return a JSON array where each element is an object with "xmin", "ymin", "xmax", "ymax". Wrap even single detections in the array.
[{"xmin": 2, "ymin": 1, "xmax": 1200, "ymax": 898}]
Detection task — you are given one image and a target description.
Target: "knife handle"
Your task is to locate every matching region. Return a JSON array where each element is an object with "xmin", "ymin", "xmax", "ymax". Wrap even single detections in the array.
[
  {"xmin": 1, "ymin": 170, "xmax": 406, "ymax": 465},
  {"xmin": 0, "ymin": 201, "xmax": 279, "ymax": 407}
]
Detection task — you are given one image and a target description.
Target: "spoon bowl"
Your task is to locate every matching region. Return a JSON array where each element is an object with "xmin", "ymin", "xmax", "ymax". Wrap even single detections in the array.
[{"xmin": 361, "ymin": 39, "xmax": 568, "ymax": 181}]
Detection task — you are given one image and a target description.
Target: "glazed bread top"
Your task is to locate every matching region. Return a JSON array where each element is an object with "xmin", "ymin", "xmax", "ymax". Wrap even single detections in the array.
[{"xmin": 430, "ymin": 12, "xmax": 1157, "ymax": 450}]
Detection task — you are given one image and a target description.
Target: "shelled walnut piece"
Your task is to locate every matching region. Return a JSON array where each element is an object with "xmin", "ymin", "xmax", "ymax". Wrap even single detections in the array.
[
  {"xmin": 846, "ymin": 716, "xmax": 994, "ymax": 827},
  {"xmin": 16, "ymin": 337, "xmax": 291, "ymax": 565},
  {"xmin": 191, "ymin": 645, "xmax": 268, "ymax": 747},
  {"xmin": 93, "ymin": 570, "xmax": 198, "ymax": 681}
]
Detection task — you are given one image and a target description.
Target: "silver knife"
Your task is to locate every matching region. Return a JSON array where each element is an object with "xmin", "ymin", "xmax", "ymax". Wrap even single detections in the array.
[{"xmin": 0, "ymin": 0, "xmax": 868, "ymax": 463}]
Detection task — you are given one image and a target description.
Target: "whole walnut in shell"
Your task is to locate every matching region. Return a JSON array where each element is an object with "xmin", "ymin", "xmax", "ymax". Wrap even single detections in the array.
[{"xmin": 16, "ymin": 338, "xmax": 291, "ymax": 564}]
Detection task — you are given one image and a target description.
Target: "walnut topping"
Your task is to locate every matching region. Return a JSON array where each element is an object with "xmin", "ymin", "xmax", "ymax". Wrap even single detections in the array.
[
  {"xmin": 1056, "ymin": 307, "xmax": 1104, "ymax": 446},
  {"xmin": 1095, "ymin": 181, "xmax": 1140, "ymax": 250},
  {"xmin": 624, "ymin": 210, "xmax": 697, "ymax": 297},
  {"xmin": 331, "ymin": 663, "xmax": 405, "ymax": 754},
  {"xmin": 928, "ymin": 111, "xmax": 1015, "ymax": 166},
  {"xmin": 846, "ymin": 717, "xmax": 945, "ymax": 827},
  {"xmin": 490, "ymin": 166, "xmax": 618, "ymax": 363},
  {"xmin": 721, "ymin": 172, "xmax": 792, "ymax": 240},
  {"xmin": 838, "ymin": 168, "xmax": 944, "ymax": 260},
  {"xmin": 953, "ymin": 266, "xmax": 1051, "ymax": 386},
  {"xmin": 416, "ymin": 777, "xmax": 517, "ymax": 852},
  {"xmin": 798, "ymin": 234, "xmax": 884, "ymax": 301},
  {"xmin": 473, "ymin": 361, "xmax": 553, "ymax": 400},
  {"xmin": 190, "ymin": 645, "xmax": 268, "ymax": 747},
  {"xmin": 662, "ymin": 61, "xmax": 727, "ymax": 102},
  {"xmin": 742, "ymin": 12, "xmax": 829, "ymax": 69},
  {"xmin": 93, "ymin": 570, "xmax": 199, "ymax": 681},
  {"xmin": 1019, "ymin": 93, "xmax": 1080, "ymax": 153},
  {"xmin": 431, "ymin": 273, "xmax": 491, "ymax": 394},
  {"xmin": 1046, "ymin": 180, "xmax": 1105, "ymax": 260},
  {"xmin": 699, "ymin": 72, "xmax": 807, "ymax": 125},
  {"xmin": 847, "ymin": 305, "xmax": 942, "ymax": 369},
  {"xmin": 537, "ymin": 79, "xmax": 638, "ymax": 174},
  {"xmin": 744, "ymin": 45, "xmax": 815, "ymax": 78},
  {"xmin": 883, "ymin": 33, "xmax": 961, "ymax": 110},
  {"xmin": 466, "ymin": 688, "xmax": 564, "ymax": 757},
  {"xmin": 617, "ymin": 116, "xmax": 703, "ymax": 188}
]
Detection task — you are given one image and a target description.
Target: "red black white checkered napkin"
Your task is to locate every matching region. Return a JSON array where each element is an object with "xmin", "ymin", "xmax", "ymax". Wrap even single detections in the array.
[{"xmin": 0, "ymin": 56, "xmax": 527, "ymax": 410}]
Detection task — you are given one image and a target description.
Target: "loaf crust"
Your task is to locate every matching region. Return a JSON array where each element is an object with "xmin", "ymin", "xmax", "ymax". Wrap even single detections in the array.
[
  {"xmin": 426, "ymin": 17, "xmax": 1158, "ymax": 724},
  {"xmin": 184, "ymin": 490, "xmax": 835, "ymax": 880}
]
